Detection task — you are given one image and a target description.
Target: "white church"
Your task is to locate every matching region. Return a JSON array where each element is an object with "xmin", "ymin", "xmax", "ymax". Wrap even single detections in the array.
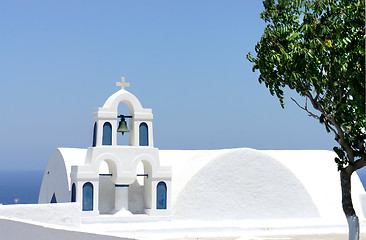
[
  {"xmin": 38, "ymin": 78, "xmax": 366, "ymax": 223},
  {"xmin": 39, "ymin": 78, "xmax": 172, "ymax": 216}
]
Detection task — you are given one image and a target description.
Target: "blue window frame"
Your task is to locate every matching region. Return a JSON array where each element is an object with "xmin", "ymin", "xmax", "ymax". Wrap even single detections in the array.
[
  {"xmin": 139, "ymin": 122, "xmax": 148, "ymax": 146},
  {"xmin": 51, "ymin": 193, "xmax": 57, "ymax": 203},
  {"xmin": 102, "ymin": 122, "xmax": 112, "ymax": 145},
  {"xmin": 83, "ymin": 182, "xmax": 93, "ymax": 211},
  {"xmin": 92, "ymin": 123, "xmax": 97, "ymax": 147},
  {"xmin": 71, "ymin": 183, "xmax": 76, "ymax": 202},
  {"xmin": 156, "ymin": 181, "xmax": 167, "ymax": 209}
]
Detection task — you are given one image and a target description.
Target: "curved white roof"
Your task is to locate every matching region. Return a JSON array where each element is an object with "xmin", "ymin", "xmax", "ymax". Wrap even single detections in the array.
[
  {"xmin": 160, "ymin": 148, "xmax": 365, "ymax": 220},
  {"xmin": 57, "ymin": 148, "xmax": 88, "ymax": 183},
  {"xmin": 38, "ymin": 148, "xmax": 87, "ymax": 204}
]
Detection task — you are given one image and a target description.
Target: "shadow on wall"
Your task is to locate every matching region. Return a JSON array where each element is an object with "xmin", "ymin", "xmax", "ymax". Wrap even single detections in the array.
[
  {"xmin": 128, "ymin": 180, "xmax": 145, "ymax": 214},
  {"xmin": 0, "ymin": 217, "xmax": 128, "ymax": 240}
]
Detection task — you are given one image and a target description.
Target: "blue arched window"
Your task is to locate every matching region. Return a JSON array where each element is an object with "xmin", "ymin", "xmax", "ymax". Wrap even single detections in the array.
[
  {"xmin": 139, "ymin": 122, "xmax": 148, "ymax": 146},
  {"xmin": 156, "ymin": 181, "xmax": 167, "ymax": 209},
  {"xmin": 92, "ymin": 123, "xmax": 97, "ymax": 147},
  {"xmin": 51, "ymin": 193, "xmax": 57, "ymax": 203},
  {"xmin": 83, "ymin": 182, "xmax": 93, "ymax": 211},
  {"xmin": 102, "ymin": 122, "xmax": 112, "ymax": 145},
  {"xmin": 71, "ymin": 183, "xmax": 76, "ymax": 202}
]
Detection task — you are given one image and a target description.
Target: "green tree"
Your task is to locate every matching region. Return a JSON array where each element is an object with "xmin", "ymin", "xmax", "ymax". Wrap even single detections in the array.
[{"xmin": 247, "ymin": 0, "xmax": 365, "ymax": 239}]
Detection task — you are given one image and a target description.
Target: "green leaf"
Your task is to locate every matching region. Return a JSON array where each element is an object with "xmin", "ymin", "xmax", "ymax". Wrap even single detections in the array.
[
  {"xmin": 287, "ymin": 32, "xmax": 300, "ymax": 41},
  {"xmin": 247, "ymin": 0, "xmax": 365, "ymax": 175}
]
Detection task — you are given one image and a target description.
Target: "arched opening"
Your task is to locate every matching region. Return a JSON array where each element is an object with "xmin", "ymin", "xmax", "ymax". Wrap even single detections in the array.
[
  {"xmin": 83, "ymin": 182, "xmax": 93, "ymax": 211},
  {"xmin": 98, "ymin": 160, "xmax": 116, "ymax": 214},
  {"xmin": 102, "ymin": 122, "xmax": 112, "ymax": 145},
  {"xmin": 71, "ymin": 183, "xmax": 76, "ymax": 202},
  {"xmin": 92, "ymin": 123, "xmax": 97, "ymax": 147},
  {"xmin": 128, "ymin": 160, "xmax": 152, "ymax": 213},
  {"xmin": 139, "ymin": 122, "xmax": 148, "ymax": 146},
  {"xmin": 50, "ymin": 193, "xmax": 57, "ymax": 203},
  {"xmin": 117, "ymin": 102, "xmax": 131, "ymax": 146},
  {"xmin": 157, "ymin": 182, "xmax": 167, "ymax": 209}
]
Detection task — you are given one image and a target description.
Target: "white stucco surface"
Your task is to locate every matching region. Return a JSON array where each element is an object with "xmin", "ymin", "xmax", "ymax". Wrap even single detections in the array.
[
  {"xmin": 159, "ymin": 148, "xmax": 366, "ymax": 221},
  {"xmin": 0, "ymin": 203, "xmax": 80, "ymax": 227},
  {"xmin": 79, "ymin": 216, "xmax": 366, "ymax": 239},
  {"xmin": 102, "ymin": 89, "xmax": 145, "ymax": 113},
  {"xmin": 263, "ymin": 150, "xmax": 366, "ymax": 220},
  {"xmin": 38, "ymin": 148, "xmax": 87, "ymax": 204}
]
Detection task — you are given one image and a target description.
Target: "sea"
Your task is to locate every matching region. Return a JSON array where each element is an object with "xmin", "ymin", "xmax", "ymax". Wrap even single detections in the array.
[
  {"xmin": 0, "ymin": 170, "xmax": 44, "ymax": 205},
  {"xmin": 0, "ymin": 168, "xmax": 366, "ymax": 205}
]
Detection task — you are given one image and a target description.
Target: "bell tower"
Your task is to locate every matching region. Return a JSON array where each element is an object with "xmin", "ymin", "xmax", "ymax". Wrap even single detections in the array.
[
  {"xmin": 91, "ymin": 77, "xmax": 154, "ymax": 147},
  {"xmin": 67, "ymin": 77, "xmax": 172, "ymax": 216}
]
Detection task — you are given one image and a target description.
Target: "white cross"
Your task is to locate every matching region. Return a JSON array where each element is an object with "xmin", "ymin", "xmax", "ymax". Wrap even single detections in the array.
[{"xmin": 116, "ymin": 77, "xmax": 130, "ymax": 90}]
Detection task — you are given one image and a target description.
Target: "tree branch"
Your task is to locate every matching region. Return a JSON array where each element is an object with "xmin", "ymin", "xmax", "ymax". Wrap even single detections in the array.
[
  {"xmin": 301, "ymin": 92, "xmax": 338, "ymax": 136},
  {"xmin": 353, "ymin": 159, "xmax": 366, "ymax": 172},
  {"xmin": 291, "ymin": 97, "xmax": 320, "ymax": 120},
  {"xmin": 305, "ymin": 91, "xmax": 355, "ymax": 165}
]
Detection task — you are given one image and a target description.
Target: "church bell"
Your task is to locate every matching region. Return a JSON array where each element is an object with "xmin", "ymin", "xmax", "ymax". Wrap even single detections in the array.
[{"xmin": 117, "ymin": 118, "xmax": 129, "ymax": 135}]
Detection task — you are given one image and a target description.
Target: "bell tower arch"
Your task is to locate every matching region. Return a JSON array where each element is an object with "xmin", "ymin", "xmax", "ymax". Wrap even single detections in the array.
[{"xmin": 91, "ymin": 77, "xmax": 154, "ymax": 147}]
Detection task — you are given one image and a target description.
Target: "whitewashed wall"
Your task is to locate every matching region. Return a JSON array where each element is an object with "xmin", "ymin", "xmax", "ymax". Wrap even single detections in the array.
[
  {"xmin": 0, "ymin": 203, "xmax": 80, "ymax": 227},
  {"xmin": 159, "ymin": 148, "xmax": 366, "ymax": 221}
]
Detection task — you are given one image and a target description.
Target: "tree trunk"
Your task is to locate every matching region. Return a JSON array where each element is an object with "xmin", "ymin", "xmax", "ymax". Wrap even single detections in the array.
[{"xmin": 340, "ymin": 169, "xmax": 360, "ymax": 240}]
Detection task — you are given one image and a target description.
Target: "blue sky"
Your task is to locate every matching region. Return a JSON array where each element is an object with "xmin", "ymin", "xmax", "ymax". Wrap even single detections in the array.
[{"xmin": 0, "ymin": 0, "xmax": 336, "ymax": 171}]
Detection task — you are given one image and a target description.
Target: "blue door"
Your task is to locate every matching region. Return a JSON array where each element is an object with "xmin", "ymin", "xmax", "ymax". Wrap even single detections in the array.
[
  {"xmin": 83, "ymin": 182, "xmax": 93, "ymax": 211},
  {"xmin": 157, "ymin": 182, "xmax": 167, "ymax": 209},
  {"xmin": 71, "ymin": 183, "xmax": 76, "ymax": 202},
  {"xmin": 102, "ymin": 122, "xmax": 112, "ymax": 145},
  {"xmin": 139, "ymin": 122, "xmax": 148, "ymax": 146}
]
